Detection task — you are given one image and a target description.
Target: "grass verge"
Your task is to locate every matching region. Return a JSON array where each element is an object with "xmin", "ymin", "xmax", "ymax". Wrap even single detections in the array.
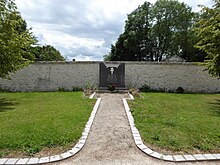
[
  {"xmin": 129, "ymin": 93, "xmax": 220, "ymax": 154},
  {"xmin": 0, "ymin": 92, "xmax": 95, "ymax": 157}
]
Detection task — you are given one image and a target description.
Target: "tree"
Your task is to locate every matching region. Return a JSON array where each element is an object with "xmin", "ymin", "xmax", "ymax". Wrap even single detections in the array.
[
  {"xmin": 195, "ymin": 0, "xmax": 220, "ymax": 77},
  {"xmin": 31, "ymin": 45, "xmax": 64, "ymax": 61},
  {"xmin": 107, "ymin": 0, "xmax": 199, "ymax": 62},
  {"xmin": 152, "ymin": 0, "xmax": 195, "ymax": 61},
  {"xmin": 0, "ymin": 0, "xmax": 36, "ymax": 79},
  {"xmin": 107, "ymin": 2, "xmax": 152, "ymax": 61}
]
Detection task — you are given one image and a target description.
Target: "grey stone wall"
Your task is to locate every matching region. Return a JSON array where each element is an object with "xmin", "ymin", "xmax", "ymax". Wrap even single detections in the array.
[
  {"xmin": 0, "ymin": 61, "xmax": 219, "ymax": 93},
  {"xmin": 0, "ymin": 62, "xmax": 99, "ymax": 92},
  {"xmin": 125, "ymin": 62, "xmax": 220, "ymax": 93}
]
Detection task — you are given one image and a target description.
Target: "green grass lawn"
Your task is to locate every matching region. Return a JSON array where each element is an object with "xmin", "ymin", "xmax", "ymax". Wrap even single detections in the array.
[
  {"xmin": 0, "ymin": 92, "xmax": 95, "ymax": 157},
  {"xmin": 129, "ymin": 93, "xmax": 220, "ymax": 154}
]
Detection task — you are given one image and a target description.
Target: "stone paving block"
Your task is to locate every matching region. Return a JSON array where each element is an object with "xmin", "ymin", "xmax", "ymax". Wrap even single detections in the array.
[
  {"xmin": 132, "ymin": 130, "xmax": 140, "ymax": 135},
  {"xmin": 88, "ymin": 118, "xmax": 94, "ymax": 123},
  {"xmin": 38, "ymin": 157, "xmax": 50, "ymax": 164},
  {"xmin": 79, "ymin": 139, "xmax": 86, "ymax": 144},
  {"xmin": 26, "ymin": 158, "xmax": 39, "ymax": 164},
  {"xmin": 128, "ymin": 116, "xmax": 134, "ymax": 120},
  {"xmin": 16, "ymin": 158, "xmax": 29, "ymax": 164},
  {"xmin": 75, "ymin": 142, "xmax": 84, "ymax": 149},
  {"xmin": 133, "ymin": 134, "xmax": 142, "ymax": 141},
  {"xmin": 163, "ymin": 155, "xmax": 174, "ymax": 161},
  {"xmin": 128, "ymin": 118, "xmax": 134, "ymax": 123},
  {"xmin": 89, "ymin": 92, "xmax": 96, "ymax": 99},
  {"xmin": 5, "ymin": 158, "xmax": 18, "ymax": 165},
  {"xmin": 134, "ymin": 136, "xmax": 142, "ymax": 141},
  {"xmin": 85, "ymin": 126, "xmax": 91, "ymax": 131},
  {"xmin": 133, "ymin": 134, "xmax": 141, "ymax": 138},
  {"xmin": 213, "ymin": 154, "xmax": 220, "ymax": 159},
  {"xmin": 128, "ymin": 115, "xmax": 133, "ymax": 119},
  {"xmin": 134, "ymin": 139, "xmax": 143, "ymax": 145},
  {"xmin": 69, "ymin": 147, "xmax": 80, "ymax": 155},
  {"xmin": 129, "ymin": 122, "xmax": 134, "ymax": 126},
  {"xmin": 0, "ymin": 158, "xmax": 8, "ymax": 164},
  {"xmin": 143, "ymin": 148, "xmax": 154, "ymax": 155},
  {"xmin": 61, "ymin": 151, "xmax": 72, "ymax": 159},
  {"xmin": 137, "ymin": 144, "xmax": 146, "ymax": 150},
  {"xmin": 203, "ymin": 154, "xmax": 216, "ymax": 160},
  {"xmin": 50, "ymin": 155, "xmax": 61, "ymax": 162},
  {"xmin": 84, "ymin": 128, "xmax": 90, "ymax": 133},
  {"xmin": 132, "ymin": 131, "xmax": 141, "ymax": 138},
  {"xmin": 128, "ymin": 113, "xmax": 132, "ymax": 117},
  {"xmin": 128, "ymin": 120, "xmax": 134, "ymax": 123},
  {"xmin": 87, "ymin": 121, "xmax": 92, "ymax": 125},
  {"xmin": 129, "ymin": 93, "xmax": 134, "ymax": 100},
  {"xmin": 130, "ymin": 119, "xmax": 134, "ymax": 123},
  {"xmin": 193, "ymin": 154, "xmax": 207, "ymax": 160},
  {"xmin": 150, "ymin": 152, "xmax": 162, "ymax": 159},
  {"xmin": 183, "ymin": 155, "xmax": 196, "ymax": 161},
  {"xmin": 81, "ymin": 135, "xmax": 87, "ymax": 140},
  {"xmin": 132, "ymin": 133, "xmax": 140, "ymax": 137},
  {"xmin": 85, "ymin": 125, "xmax": 91, "ymax": 129},
  {"xmin": 82, "ymin": 132, "xmax": 88, "ymax": 136},
  {"xmin": 131, "ymin": 127, "xmax": 138, "ymax": 131},
  {"xmin": 173, "ymin": 155, "xmax": 185, "ymax": 161}
]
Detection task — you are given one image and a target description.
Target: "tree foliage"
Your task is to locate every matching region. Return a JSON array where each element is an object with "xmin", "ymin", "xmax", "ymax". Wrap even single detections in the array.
[
  {"xmin": 106, "ymin": 0, "xmax": 203, "ymax": 62},
  {"xmin": 31, "ymin": 45, "xmax": 65, "ymax": 61},
  {"xmin": 152, "ymin": 0, "xmax": 195, "ymax": 61},
  {"xmin": 0, "ymin": 0, "xmax": 36, "ymax": 79},
  {"xmin": 195, "ymin": 0, "xmax": 220, "ymax": 77},
  {"xmin": 0, "ymin": 0, "xmax": 65, "ymax": 79}
]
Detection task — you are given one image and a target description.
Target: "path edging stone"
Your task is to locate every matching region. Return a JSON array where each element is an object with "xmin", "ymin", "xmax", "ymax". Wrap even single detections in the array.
[
  {"xmin": 123, "ymin": 93, "xmax": 220, "ymax": 162},
  {"xmin": 0, "ymin": 93, "xmax": 101, "ymax": 165}
]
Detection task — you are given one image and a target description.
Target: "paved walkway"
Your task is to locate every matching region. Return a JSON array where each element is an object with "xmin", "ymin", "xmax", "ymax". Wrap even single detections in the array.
[{"xmin": 51, "ymin": 93, "xmax": 219, "ymax": 165}]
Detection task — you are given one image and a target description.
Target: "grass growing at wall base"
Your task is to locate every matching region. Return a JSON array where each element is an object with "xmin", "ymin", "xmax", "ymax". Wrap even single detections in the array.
[
  {"xmin": 0, "ymin": 92, "xmax": 95, "ymax": 157},
  {"xmin": 129, "ymin": 93, "xmax": 220, "ymax": 154}
]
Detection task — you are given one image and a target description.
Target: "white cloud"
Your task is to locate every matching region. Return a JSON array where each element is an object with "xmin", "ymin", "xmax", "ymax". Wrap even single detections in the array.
[
  {"xmin": 179, "ymin": 0, "xmax": 213, "ymax": 11},
  {"xmin": 15, "ymin": 0, "xmax": 213, "ymax": 61}
]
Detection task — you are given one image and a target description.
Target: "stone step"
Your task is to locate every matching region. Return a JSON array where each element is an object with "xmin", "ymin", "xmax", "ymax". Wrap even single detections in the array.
[{"xmin": 97, "ymin": 87, "xmax": 129, "ymax": 93}]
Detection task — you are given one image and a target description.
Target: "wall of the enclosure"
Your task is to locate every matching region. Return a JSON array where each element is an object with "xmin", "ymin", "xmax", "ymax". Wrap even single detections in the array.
[
  {"xmin": 0, "ymin": 61, "xmax": 219, "ymax": 93},
  {"xmin": 0, "ymin": 62, "xmax": 99, "ymax": 92},
  {"xmin": 125, "ymin": 62, "xmax": 220, "ymax": 93}
]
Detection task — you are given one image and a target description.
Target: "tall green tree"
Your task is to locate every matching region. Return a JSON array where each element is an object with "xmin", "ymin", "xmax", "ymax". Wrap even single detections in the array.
[
  {"xmin": 152, "ymin": 0, "xmax": 194, "ymax": 61},
  {"xmin": 107, "ymin": 2, "xmax": 152, "ymax": 61},
  {"xmin": 31, "ymin": 45, "xmax": 64, "ymax": 61},
  {"xmin": 107, "ymin": 0, "xmax": 200, "ymax": 62},
  {"xmin": 195, "ymin": 0, "xmax": 220, "ymax": 77},
  {"xmin": 123, "ymin": 2, "xmax": 152, "ymax": 61},
  {"xmin": 0, "ymin": 0, "xmax": 36, "ymax": 79}
]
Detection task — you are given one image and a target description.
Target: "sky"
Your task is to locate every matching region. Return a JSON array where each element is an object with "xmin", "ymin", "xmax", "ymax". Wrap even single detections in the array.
[{"xmin": 15, "ymin": 0, "xmax": 213, "ymax": 61}]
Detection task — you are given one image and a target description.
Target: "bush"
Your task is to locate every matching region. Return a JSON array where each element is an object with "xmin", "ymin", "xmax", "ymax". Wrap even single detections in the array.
[
  {"xmin": 83, "ymin": 81, "xmax": 97, "ymax": 97},
  {"xmin": 58, "ymin": 87, "xmax": 66, "ymax": 92},
  {"xmin": 72, "ymin": 86, "xmax": 83, "ymax": 92},
  {"xmin": 0, "ymin": 87, "xmax": 10, "ymax": 93},
  {"xmin": 176, "ymin": 87, "xmax": 184, "ymax": 93},
  {"xmin": 139, "ymin": 84, "xmax": 150, "ymax": 92}
]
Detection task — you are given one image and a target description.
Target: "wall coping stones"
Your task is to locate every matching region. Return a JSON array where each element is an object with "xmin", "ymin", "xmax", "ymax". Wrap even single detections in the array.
[
  {"xmin": 32, "ymin": 61, "xmax": 197, "ymax": 65},
  {"xmin": 0, "ymin": 93, "xmax": 101, "ymax": 165},
  {"xmin": 123, "ymin": 93, "xmax": 220, "ymax": 162}
]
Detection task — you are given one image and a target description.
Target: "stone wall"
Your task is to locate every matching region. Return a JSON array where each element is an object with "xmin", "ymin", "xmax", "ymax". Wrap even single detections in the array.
[
  {"xmin": 125, "ymin": 62, "xmax": 220, "ymax": 93},
  {"xmin": 0, "ymin": 62, "xmax": 99, "ymax": 92},
  {"xmin": 0, "ymin": 61, "xmax": 219, "ymax": 93}
]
